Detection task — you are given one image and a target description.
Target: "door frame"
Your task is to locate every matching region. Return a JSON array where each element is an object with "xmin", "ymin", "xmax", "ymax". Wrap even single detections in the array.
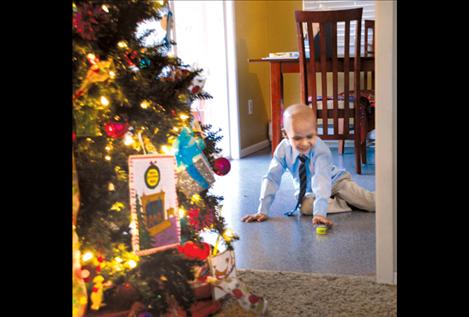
[
  {"xmin": 375, "ymin": 0, "xmax": 397, "ymax": 285},
  {"xmin": 223, "ymin": 1, "xmax": 241, "ymax": 160}
]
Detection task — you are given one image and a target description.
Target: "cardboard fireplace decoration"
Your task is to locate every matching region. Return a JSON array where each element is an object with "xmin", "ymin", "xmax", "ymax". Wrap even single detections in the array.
[{"xmin": 128, "ymin": 155, "xmax": 180, "ymax": 256}]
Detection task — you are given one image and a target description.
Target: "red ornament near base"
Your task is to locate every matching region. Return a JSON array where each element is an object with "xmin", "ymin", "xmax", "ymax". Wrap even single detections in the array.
[
  {"xmin": 104, "ymin": 121, "xmax": 129, "ymax": 139},
  {"xmin": 213, "ymin": 157, "xmax": 231, "ymax": 176},
  {"xmin": 177, "ymin": 241, "xmax": 210, "ymax": 260}
]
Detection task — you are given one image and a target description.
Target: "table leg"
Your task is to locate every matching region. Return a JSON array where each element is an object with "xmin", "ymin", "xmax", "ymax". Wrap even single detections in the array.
[{"xmin": 270, "ymin": 62, "xmax": 282, "ymax": 155}]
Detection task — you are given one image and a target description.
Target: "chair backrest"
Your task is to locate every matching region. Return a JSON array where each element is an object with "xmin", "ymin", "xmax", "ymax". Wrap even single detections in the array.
[
  {"xmin": 364, "ymin": 19, "xmax": 375, "ymax": 90},
  {"xmin": 295, "ymin": 8, "xmax": 362, "ymax": 140},
  {"xmin": 364, "ymin": 19, "xmax": 375, "ymax": 55}
]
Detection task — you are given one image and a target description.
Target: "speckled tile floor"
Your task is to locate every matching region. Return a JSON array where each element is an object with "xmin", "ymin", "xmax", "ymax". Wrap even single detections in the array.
[{"xmin": 209, "ymin": 145, "xmax": 375, "ymax": 276}]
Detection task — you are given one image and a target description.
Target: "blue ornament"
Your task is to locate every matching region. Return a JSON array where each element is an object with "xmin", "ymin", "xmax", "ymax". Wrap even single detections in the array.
[
  {"xmin": 173, "ymin": 127, "xmax": 209, "ymax": 189},
  {"xmin": 174, "ymin": 127, "xmax": 205, "ymax": 167},
  {"xmin": 138, "ymin": 313, "xmax": 154, "ymax": 317}
]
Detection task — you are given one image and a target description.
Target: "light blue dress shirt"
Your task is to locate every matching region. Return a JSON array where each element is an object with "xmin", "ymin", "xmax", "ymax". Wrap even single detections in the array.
[{"xmin": 257, "ymin": 137, "xmax": 346, "ymax": 217}]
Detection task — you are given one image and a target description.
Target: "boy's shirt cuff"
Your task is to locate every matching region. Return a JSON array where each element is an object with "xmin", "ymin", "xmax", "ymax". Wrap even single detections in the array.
[
  {"xmin": 312, "ymin": 197, "xmax": 328, "ymax": 217},
  {"xmin": 257, "ymin": 202, "xmax": 270, "ymax": 215}
]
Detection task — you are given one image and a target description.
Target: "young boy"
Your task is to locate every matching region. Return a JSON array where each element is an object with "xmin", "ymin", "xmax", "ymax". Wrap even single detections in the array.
[{"xmin": 241, "ymin": 104, "xmax": 375, "ymax": 226}]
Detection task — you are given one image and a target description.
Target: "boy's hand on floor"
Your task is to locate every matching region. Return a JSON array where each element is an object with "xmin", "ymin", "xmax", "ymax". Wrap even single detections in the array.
[
  {"xmin": 241, "ymin": 213, "xmax": 268, "ymax": 223},
  {"xmin": 312, "ymin": 215, "xmax": 333, "ymax": 227}
]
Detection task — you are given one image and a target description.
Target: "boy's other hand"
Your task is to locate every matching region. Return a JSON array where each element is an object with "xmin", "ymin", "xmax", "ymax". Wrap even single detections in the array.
[
  {"xmin": 241, "ymin": 213, "xmax": 268, "ymax": 223},
  {"xmin": 312, "ymin": 215, "xmax": 333, "ymax": 226}
]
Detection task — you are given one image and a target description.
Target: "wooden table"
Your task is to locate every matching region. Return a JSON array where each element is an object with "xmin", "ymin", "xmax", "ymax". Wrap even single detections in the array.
[{"xmin": 249, "ymin": 55, "xmax": 374, "ymax": 154}]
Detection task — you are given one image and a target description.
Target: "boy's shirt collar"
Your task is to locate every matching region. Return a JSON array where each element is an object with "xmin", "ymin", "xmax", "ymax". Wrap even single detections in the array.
[{"xmin": 291, "ymin": 145, "xmax": 315, "ymax": 161}]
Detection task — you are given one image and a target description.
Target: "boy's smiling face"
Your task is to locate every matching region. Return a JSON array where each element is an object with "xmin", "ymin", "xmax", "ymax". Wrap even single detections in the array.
[{"xmin": 283, "ymin": 105, "xmax": 317, "ymax": 155}]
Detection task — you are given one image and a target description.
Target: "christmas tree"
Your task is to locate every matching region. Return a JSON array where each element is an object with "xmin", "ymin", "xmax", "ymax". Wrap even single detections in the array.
[{"xmin": 72, "ymin": 1, "xmax": 238, "ymax": 315}]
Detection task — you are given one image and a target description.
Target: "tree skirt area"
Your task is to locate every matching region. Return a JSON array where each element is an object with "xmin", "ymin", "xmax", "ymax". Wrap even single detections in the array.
[{"xmin": 216, "ymin": 269, "xmax": 396, "ymax": 317}]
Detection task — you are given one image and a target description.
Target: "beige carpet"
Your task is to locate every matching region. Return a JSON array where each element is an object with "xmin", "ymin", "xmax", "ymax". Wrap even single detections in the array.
[{"xmin": 216, "ymin": 269, "xmax": 396, "ymax": 317}]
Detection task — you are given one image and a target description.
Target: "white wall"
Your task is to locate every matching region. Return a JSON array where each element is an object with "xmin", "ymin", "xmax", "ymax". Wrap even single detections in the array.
[
  {"xmin": 172, "ymin": 1, "xmax": 232, "ymax": 157},
  {"xmin": 375, "ymin": 0, "xmax": 397, "ymax": 285}
]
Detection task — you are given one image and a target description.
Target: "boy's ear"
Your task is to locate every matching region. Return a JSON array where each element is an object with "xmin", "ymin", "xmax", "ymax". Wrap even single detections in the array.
[{"xmin": 281, "ymin": 128, "xmax": 288, "ymax": 139}]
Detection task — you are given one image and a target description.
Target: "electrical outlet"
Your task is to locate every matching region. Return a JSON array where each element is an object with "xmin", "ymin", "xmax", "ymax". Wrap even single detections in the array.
[{"xmin": 248, "ymin": 99, "xmax": 253, "ymax": 115}]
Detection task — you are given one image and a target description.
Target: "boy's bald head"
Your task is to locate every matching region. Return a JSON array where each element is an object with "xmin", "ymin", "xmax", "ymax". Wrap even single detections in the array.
[
  {"xmin": 282, "ymin": 104, "xmax": 317, "ymax": 154},
  {"xmin": 283, "ymin": 104, "xmax": 316, "ymax": 132}
]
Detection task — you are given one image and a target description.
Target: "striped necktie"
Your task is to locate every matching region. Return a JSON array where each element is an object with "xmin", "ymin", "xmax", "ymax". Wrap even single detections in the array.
[{"xmin": 284, "ymin": 154, "xmax": 308, "ymax": 216}]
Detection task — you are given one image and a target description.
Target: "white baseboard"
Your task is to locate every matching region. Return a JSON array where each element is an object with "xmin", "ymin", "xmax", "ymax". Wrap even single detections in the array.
[{"xmin": 240, "ymin": 139, "xmax": 270, "ymax": 158}]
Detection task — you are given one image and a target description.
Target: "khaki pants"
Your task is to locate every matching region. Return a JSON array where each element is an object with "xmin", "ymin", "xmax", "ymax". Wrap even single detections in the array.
[{"xmin": 300, "ymin": 172, "xmax": 375, "ymax": 215}]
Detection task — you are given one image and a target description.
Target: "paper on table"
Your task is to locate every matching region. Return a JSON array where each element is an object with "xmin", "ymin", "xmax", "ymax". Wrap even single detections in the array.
[
  {"xmin": 263, "ymin": 51, "xmax": 312, "ymax": 59},
  {"xmin": 267, "ymin": 52, "xmax": 299, "ymax": 58}
]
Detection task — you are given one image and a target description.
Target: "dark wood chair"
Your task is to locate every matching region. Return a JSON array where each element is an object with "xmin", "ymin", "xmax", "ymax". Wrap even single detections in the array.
[
  {"xmin": 339, "ymin": 20, "xmax": 375, "ymax": 161},
  {"xmin": 295, "ymin": 8, "xmax": 365, "ymax": 174},
  {"xmin": 360, "ymin": 19, "xmax": 375, "ymax": 164},
  {"xmin": 364, "ymin": 19, "xmax": 375, "ymax": 90}
]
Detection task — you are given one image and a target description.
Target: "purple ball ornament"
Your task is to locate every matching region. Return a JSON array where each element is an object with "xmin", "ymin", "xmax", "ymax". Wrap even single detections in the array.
[
  {"xmin": 138, "ymin": 313, "xmax": 154, "ymax": 317},
  {"xmin": 213, "ymin": 157, "xmax": 231, "ymax": 176}
]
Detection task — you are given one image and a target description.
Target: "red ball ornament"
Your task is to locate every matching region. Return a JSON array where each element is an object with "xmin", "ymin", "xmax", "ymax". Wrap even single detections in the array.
[
  {"xmin": 213, "ymin": 157, "xmax": 231, "ymax": 176},
  {"xmin": 191, "ymin": 86, "xmax": 201, "ymax": 94},
  {"xmin": 104, "ymin": 121, "xmax": 129, "ymax": 139}
]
